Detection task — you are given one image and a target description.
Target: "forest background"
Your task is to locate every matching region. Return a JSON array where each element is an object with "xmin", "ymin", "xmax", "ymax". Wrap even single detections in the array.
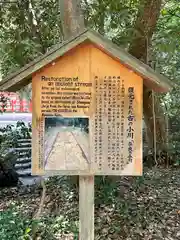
[{"xmin": 0, "ymin": 0, "xmax": 180, "ymax": 239}]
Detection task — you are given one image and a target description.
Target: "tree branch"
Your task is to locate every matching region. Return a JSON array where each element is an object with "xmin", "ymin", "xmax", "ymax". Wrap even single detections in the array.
[{"xmin": 32, "ymin": 178, "xmax": 46, "ymax": 239}]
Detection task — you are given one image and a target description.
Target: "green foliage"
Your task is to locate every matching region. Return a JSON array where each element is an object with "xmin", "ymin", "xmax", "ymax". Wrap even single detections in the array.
[
  {"xmin": 32, "ymin": 216, "xmax": 78, "ymax": 240},
  {"xmin": 0, "ymin": 205, "xmax": 78, "ymax": 240},
  {"xmin": 82, "ymin": 0, "xmax": 140, "ymax": 47},
  {"xmin": 0, "ymin": 0, "xmax": 62, "ymax": 77},
  {"xmin": 0, "ymin": 205, "xmax": 30, "ymax": 240},
  {"xmin": 0, "ymin": 121, "xmax": 31, "ymax": 146},
  {"xmin": 152, "ymin": 2, "xmax": 180, "ymax": 158},
  {"xmin": 95, "ymin": 176, "xmax": 119, "ymax": 205},
  {"xmin": 0, "ymin": 93, "xmax": 8, "ymax": 113},
  {"xmin": 0, "ymin": 0, "xmax": 141, "ymax": 76},
  {"xmin": 0, "ymin": 121, "xmax": 31, "ymax": 167}
]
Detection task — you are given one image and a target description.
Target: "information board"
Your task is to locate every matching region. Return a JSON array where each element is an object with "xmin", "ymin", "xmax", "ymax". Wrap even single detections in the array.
[{"xmin": 32, "ymin": 43, "xmax": 143, "ymax": 175}]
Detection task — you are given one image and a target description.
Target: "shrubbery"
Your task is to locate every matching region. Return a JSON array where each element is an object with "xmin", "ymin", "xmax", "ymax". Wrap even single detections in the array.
[{"xmin": 0, "ymin": 121, "xmax": 31, "ymax": 168}]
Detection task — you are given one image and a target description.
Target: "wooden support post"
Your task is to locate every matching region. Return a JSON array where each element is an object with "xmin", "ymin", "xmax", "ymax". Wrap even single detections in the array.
[{"xmin": 79, "ymin": 175, "xmax": 94, "ymax": 240}]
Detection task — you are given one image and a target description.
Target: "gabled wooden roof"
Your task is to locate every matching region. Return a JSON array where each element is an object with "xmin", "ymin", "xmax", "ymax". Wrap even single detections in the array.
[{"xmin": 0, "ymin": 28, "xmax": 174, "ymax": 92}]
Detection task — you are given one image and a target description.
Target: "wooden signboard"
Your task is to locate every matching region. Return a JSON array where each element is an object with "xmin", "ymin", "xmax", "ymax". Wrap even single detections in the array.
[
  {"xmin": 0, "ymin": 29, "xmax": 173, "ymax": 240},
  {"xmin": 32, "ymin": 42, "xmax": 143, "ymax": 176}
]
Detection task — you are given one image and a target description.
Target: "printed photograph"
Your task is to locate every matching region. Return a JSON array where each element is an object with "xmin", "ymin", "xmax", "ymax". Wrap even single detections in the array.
[{"xmin": 44, "ymin": 117, "xmax": 89, "ymax": 171}]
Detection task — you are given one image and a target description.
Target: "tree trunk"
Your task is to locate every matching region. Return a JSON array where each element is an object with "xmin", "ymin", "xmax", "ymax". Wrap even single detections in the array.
[
  {"xmin": 59, "ymin": 0, "xmax": 85, "ymax": 40},
  {"xmin": 129, "ymin": 0, "xmax": 168, "ymax": 154}
]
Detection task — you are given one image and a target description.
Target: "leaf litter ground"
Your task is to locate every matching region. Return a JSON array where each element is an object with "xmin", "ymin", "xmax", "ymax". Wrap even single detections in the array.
[{"xmin": 0, "ymin": 167, "xmax": 180, "ymax": 240}]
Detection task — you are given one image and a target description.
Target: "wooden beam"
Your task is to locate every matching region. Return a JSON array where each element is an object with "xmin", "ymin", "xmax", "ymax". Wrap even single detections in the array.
[
  {"xmin": 79, "ymin": 176, "xmax": 94, "ymax": 240},
  {"xmin": 40, "ymin": 169, "xmax": 142, "ymax": 176}
]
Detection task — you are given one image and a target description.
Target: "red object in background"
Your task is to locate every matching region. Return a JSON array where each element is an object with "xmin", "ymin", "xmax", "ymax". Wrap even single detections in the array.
[
  {"xmin": 29, "ymin": 101, "xmax": 32, "ymax": 112},
  {"xmin": 11, "ymin": 100, "xmax": 16, "ymax": 112},
  {"xmin": 0, "ymin": 92, "xmax": 32, "ymax": 113}
]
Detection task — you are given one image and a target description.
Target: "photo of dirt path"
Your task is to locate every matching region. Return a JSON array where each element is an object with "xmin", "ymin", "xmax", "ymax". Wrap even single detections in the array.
[{"xmin": 44, "ymin": 117, "xmax": 89, "ymax": 171}]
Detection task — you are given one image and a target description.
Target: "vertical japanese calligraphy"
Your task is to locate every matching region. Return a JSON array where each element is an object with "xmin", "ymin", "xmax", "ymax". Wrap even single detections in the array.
[
  {"xmin": 92, "ymin": 75, "xmax": 132, "ymax": 173},
  {"xmin": 120, "ymin": 80, "xmax": 125, "ymax": 168},
  {"xmin": 127, "ymin": 87, "xmax": 135, "ymax": 163}
]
